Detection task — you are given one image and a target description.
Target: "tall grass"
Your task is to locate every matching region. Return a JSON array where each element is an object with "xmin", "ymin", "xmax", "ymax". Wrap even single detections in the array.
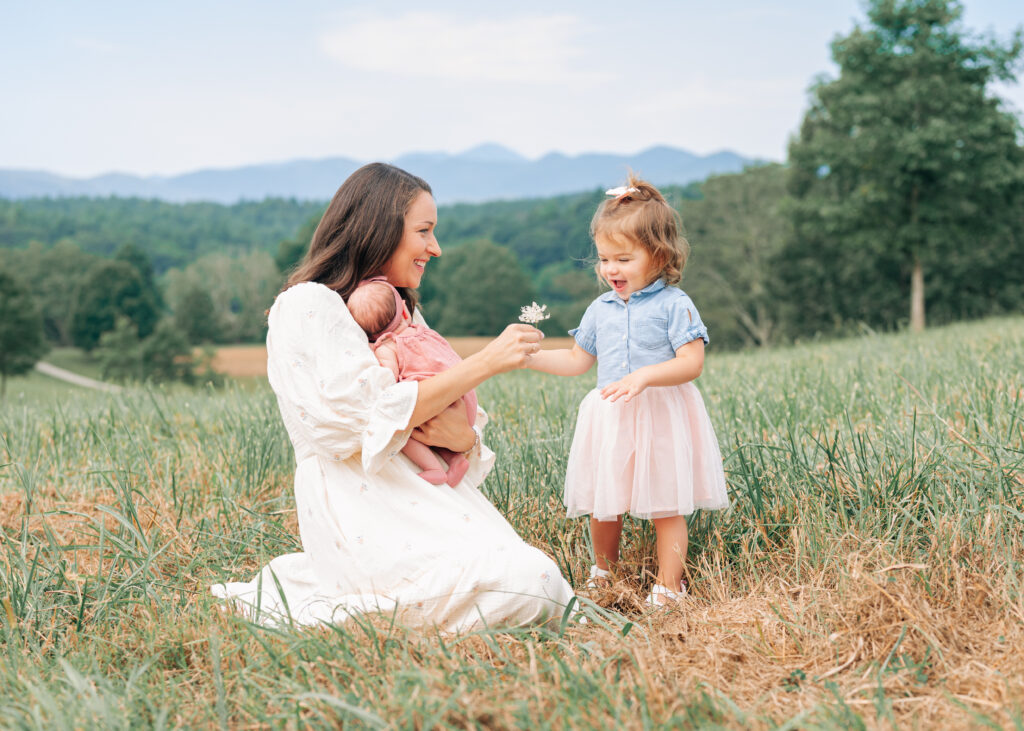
[{"xmin": 0, "ymin": 316, "xmax": 1021, "ymax": 728}]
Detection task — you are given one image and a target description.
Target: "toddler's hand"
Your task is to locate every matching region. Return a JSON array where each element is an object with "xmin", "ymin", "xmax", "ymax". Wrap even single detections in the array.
[{"xmin": 600, "ymin": 372, "xmax": 648, "ymax": 403}]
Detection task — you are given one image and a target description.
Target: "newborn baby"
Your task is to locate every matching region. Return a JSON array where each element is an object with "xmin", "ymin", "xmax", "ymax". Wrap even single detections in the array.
[{"xmin": 347, "ymin": 277, "xmax": 477, "ymax": 487}]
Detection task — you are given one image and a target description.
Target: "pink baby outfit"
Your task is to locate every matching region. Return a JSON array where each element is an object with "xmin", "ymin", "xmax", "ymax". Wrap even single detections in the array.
[
  {"xmin": 362, "ymin": 278, "xmax": 477, "ymax": 486},
  {"xmin": 374, "ymin": 323, "xmax": 478, "ymax": 421}
]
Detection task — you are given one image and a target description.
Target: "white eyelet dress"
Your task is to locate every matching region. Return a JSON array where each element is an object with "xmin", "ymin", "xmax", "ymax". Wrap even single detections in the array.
[{"xmin": 211, "ymin": 282, "xmax": 574, "ymax": 631}]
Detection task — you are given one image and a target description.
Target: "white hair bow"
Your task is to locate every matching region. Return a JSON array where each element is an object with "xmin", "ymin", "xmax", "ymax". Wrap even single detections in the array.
[{"xmin": 605, "ymin": 186, "xmax": 639, "ymax": 197}]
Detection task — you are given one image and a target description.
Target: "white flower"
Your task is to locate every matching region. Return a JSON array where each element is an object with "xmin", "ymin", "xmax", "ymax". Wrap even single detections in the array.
[{"xmin": 518, "ymin": 301, "xmax": 550, "ymax": 325}]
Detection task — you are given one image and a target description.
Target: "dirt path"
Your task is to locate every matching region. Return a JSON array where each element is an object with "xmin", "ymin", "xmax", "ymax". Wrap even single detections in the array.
[{"xmin": 34, "ymin": 362, "xmax": 122, "ymax": 393}]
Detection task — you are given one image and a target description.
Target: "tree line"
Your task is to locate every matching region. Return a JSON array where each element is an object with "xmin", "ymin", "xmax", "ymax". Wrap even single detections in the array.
[{"xmin": 1, "ymin": 0, "xmax": 1022, "ymax": 387}]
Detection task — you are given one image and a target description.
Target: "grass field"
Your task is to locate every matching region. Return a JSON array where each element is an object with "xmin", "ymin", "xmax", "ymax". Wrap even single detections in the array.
[{"xmin": 1, "ymin": 317, "xmax": 1022, "ymax": 728}]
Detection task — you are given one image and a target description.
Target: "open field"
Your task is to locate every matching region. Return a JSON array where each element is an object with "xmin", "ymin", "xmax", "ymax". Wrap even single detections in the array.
[
  {"xmin": 1, "ymin": 317, "xmax": 1022, "ymax": 727},
  {"xmin": 209, "ymin": 338, "xmax": 579, "ymax": 378}
]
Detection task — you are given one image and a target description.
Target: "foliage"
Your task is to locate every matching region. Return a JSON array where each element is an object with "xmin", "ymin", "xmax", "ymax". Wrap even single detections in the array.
[
  {"xmin": 683, "ymin": 164, "xmax": 790, "ymax": 348},
  {"xmin": 95, "ymin": 316, "xmax": 144, "ymax": 382},
  {"xmin": 785, "ymin": 0, "xmax": 1024, "ymax": 334},
  {"xmin": 96, "ymin": 316, "xmax": 219, "ymax": 385},
  {"xmin": 0, "ymin": 197, "xmax": 324, "ymax": 273},
  {"xmin": 275, "ymin": 214, "xmax": 321, "ymax": 275},
  {"xmin": 0, "ymin": 267, "xmax": 48, "ymax": 396},
  {"xmin": 115, "ymin": 242, "xmax": 164, "ymax": 312},
  {"xmin": 164, "ymin": 251, "xmax": 280, "ymax": 343},
  {"xmin": 0, "ymin": 317, "xmax": 1022, "ymax": 726},
  {"xmin": 421, "ymin": 240, "xmax": 536, "ymax": 335},
  {"xmin": 70, "ymin": 259, "xmax": 160, "ymax": 351},
  {"xmin": 171, "ymin": 281, "xmax": 221, "ymax": 344},
  {"xmin": 0, "ymin": 241, "xmax": 100, "ymax": 345}
]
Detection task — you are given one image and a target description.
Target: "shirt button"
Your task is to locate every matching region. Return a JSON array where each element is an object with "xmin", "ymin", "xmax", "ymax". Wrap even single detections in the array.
[
  {"xmin": 622, "ymin": 334, "xmax": 626, "ymax": 341},
  {"xmin": 621, "ymin": 361, "xmax": 627, "ymax": 367}
]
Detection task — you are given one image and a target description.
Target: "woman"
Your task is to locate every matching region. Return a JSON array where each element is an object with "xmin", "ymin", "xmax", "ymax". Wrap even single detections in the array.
[{"xmin": 212, "ymin": 163, "xmax": 575, "ymax": 631}]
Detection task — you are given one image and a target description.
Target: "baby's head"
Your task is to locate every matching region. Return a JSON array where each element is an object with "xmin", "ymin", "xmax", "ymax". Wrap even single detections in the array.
[
  {"xmin": 591, "ymin": 173, "xmax": 689, "ymax": 289},
  {"xmin": 348, "ymin": 279, "xmax": 406, "ymax": 341}
]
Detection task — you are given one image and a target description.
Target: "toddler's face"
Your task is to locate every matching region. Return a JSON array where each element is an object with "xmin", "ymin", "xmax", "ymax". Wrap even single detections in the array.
[{"xmin": 596, "ymin": 236, "xmax": 657, "ymax": 301}]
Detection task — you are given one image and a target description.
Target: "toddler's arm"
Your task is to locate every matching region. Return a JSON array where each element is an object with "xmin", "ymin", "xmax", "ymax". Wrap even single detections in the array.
[
  {"xmin": 601, "ymin": 339, "xmax": 705, "ymax": 403},
  {"xmin": 527, "ymin": 343, "xmax": 596, "ymax": 377},
  {"xmin": 374, "ymin": 341, "xmax": 401, "ymax": 380}
]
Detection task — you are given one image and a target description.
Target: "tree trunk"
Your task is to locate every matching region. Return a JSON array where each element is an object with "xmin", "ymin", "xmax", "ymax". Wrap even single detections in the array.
[{"xmin": 910, "ymin": 256, "xmax": 925, "ymax": 332}]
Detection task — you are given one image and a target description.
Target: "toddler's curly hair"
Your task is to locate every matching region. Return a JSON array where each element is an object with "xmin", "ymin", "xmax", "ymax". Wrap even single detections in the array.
[{"xmin": 591, "ymin": 173, "xmax": 689, "ymax": 285}]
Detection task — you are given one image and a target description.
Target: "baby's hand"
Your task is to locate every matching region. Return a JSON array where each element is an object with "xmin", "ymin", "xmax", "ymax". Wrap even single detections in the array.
[{"xmin": 600, "ymin": 371, "xmax": 648, "ymax": 403}]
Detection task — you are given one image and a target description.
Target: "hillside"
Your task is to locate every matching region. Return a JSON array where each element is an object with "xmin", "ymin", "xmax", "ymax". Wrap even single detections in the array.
[{"xmin": 0, "ymin": 144, "xmax": 750, "ymax": 204}]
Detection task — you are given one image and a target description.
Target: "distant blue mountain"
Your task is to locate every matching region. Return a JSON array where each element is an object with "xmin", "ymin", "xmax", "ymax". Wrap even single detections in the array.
[{"xmin": 0, "ymin": 144, "xmax": 753, "ymax": 204}]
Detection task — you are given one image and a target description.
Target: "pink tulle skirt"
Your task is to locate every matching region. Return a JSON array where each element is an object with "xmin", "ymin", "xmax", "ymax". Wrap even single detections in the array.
[{"xmin": 564, "ymin": 383, "xmax": 730, "ymax": 521}]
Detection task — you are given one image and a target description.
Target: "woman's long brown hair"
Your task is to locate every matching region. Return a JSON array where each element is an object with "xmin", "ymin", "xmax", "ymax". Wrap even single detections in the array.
[{"xmin": 285, "ymin": 163, "xmax": 432, "ymax": 312}]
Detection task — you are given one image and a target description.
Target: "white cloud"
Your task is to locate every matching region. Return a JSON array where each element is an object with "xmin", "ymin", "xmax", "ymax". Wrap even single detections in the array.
[{"xmin": 319, "ymin": 11, "xmax": 600, "ymax": 84}]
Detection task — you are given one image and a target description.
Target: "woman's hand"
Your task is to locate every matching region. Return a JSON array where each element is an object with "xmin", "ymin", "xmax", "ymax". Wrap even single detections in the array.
[
  {"xmin": 412, "ymin": 399, "xmax": 475, "ymax": 451},
  {"xmin": 475, "ymin": 324, "xmax": 544, "ymax": 374}
]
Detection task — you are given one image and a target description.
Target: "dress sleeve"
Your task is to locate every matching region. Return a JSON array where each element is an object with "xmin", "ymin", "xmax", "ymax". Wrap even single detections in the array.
[
  {"xmin": 667, "ymin": 293, "xmax": 710, "ymax": 350},
  {"xmin": 267, "ymin": 282, "xmax": 418, "ymax": 474},
  {"xmin": 460, "ymin": 403, "xmax": 497, "ymax": 490},
  {"xmin": 568, "ymin": 299, "xmax": 599, "ymax": 355}
]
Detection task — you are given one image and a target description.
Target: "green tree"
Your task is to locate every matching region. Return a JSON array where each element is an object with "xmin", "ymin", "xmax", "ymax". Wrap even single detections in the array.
[
  {"xmin": 275, "ymin": 215, "xmax": 320, "ymax": 275},
  {"xmin": 684, "ymin": 165, "xmax": 790, "ymax": 348},
  {"xmin": 172, "ymin": 281, "xmax": 221, "ymax": 344},
  {"xmin": 5, "ymin": 240, "xmax": 99, "ymax": 345},
  {"xmin": 164, "ymin": 251, "xmax": 280, "ymax": 343},
  {"xmin": 786, "ymin": 0, "xmax": 1023, "ymax": 333},
  {"xmin": 139, "ymin": 320, "xmax": 196, "ymax": 384},
  {"xmin": 429, "ymin": 241, "xmax": 535, "ymax": 336},
  {"xmin": 115, "ymin": 242, "xmax": 164, "ymax": 312},
  {"xmin": 0, "ymin": 268, "xmax": 48, "ymax": 397},
  {"xmin": 71, "ymin": 260, "xmax": 159, "ymax": 351},
  {"xmin": 96, "ymin": 316, "xmax": 143, "ymax": 383}
]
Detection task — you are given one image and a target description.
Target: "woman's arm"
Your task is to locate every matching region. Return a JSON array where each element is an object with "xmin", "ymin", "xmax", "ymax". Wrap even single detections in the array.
[
  {"xmin": 527, "ymin": 344, "xmax": 596, "ymax": 377},
  {"xmin": 407, "ymin": 323, "xmax": 543, "ymax": 432},
  {"xmin": 600, "ymin": 339, "xmax": 705, "ymax": 403}
]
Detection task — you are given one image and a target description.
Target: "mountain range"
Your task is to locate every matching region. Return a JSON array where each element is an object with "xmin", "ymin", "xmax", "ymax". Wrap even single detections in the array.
[{"xmin": 0, "ymin": 144, "xmax": 754, "ymax": 204}]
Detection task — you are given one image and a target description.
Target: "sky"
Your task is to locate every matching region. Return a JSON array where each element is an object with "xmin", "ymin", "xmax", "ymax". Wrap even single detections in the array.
[{"xmin": 3, "ymin": 0, "xmax": 1023, "ymax": 178}]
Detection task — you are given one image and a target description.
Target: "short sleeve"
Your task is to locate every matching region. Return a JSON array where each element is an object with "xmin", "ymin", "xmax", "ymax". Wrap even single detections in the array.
[
  {"xmin": 667, "ymin": 294, "xmax": 710, "ymax": 350},
  {"xmin": 568, "ymin": 300, "xmax": 599, "ymax": 356},
  {"xmin": 266, "ymin": 282, "xmax": 417, "ymax": 475}
]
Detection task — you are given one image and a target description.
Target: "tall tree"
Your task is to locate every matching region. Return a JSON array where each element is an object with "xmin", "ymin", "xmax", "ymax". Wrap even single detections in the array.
[
  {"xmin": 0, "ymin": 268, "xmax": 48, "ymax": 397},
  {"xmin": 115, "ymin": 243, "xmax": 164, "ymax": 312},
  {"xmin": 684, "ymin": 165, "xmax": 790, "ymax": 348},
  {"xmin": 786, "ymin": 0, "xmax": 1023, "ymax": 333},
  {"xmin": 427, "ymin": 241, "xmax": 535, "ymax": 336},
  {"xmin": 71, "ymin": 260, "xmax": 159, "ymax": 351}
]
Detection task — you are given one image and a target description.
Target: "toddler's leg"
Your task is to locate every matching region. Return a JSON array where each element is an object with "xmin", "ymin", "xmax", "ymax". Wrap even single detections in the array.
[
  {"xmin": 402, "ymin": 438, "xmax": 447, "ymax": 485},
  {"xmin": 652, "ymin": 515, "xmax": 689, "ymax": 592},
  {"xmin": 589, "ymin": 516, "xmax": 623, "ymax": 571},
  {"xmin": 434, "ymin": 447, "xmax": 469, "ymax": 487}
]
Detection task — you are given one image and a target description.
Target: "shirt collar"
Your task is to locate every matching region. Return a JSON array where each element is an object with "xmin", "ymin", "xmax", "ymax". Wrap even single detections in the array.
[{"xmin": 599, "ymin": 278, "xmax": 666, "ymax": 305}]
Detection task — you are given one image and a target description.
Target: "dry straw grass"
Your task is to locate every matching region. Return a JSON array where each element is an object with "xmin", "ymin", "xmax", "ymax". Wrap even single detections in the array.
[{"xmin": 1, "ymin": 316, "xmax": 1022, "ymax": 728}]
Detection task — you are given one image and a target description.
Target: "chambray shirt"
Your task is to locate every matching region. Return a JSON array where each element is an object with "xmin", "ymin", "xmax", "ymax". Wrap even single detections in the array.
[{"xmin": 569, "ymin": 279, "xmax": 709, "ymax": 389}]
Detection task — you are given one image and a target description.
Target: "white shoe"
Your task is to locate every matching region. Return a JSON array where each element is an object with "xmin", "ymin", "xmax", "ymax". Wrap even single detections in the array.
[
  {"xmin": 585, "ymin": 565, "xmax": 611, "ymax": 589},
  {"xmin": 646, "ymin": 583, "xmax": 687, "ymax": 606}
]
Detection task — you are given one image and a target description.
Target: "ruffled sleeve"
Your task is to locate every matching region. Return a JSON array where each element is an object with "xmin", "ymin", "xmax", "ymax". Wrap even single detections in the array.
[
  {"xmin": 568, "ymin": 299, "xmax": 599, "ymax": 355},
  {"xmin": 667, "ymin": 292, "xmax": 710, "ymax": 350},
  {"xmin": 266, "ymin": 282, "xmax": 417, "ymax": 474}
]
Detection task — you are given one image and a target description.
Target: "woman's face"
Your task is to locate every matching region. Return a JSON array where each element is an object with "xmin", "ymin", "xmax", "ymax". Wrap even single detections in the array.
[{"xmin": 380, "ymin": 190, "xmax": 440, "ymax": 289}]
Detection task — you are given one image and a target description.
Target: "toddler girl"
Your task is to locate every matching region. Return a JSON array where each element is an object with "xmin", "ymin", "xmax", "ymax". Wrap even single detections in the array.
[
  {"xmin": 348, "ymin": 277, "xmax": 476, "ymax": 487},
  {"xmin": 527, "ymin": 175, "xmax": 729, "ymax": 605}
]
